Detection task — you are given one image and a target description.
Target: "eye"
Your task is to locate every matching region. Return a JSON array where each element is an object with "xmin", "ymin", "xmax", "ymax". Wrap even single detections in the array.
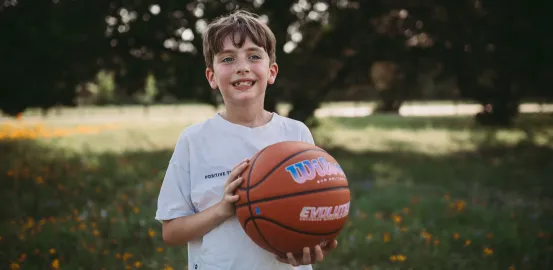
[
  {"xmin": 249, "ymin": 55, "xmax": 261, "ymax": 60},
  {"xmin": 221, "ymin": 57, "xmax": 234, "ymax": 63}
]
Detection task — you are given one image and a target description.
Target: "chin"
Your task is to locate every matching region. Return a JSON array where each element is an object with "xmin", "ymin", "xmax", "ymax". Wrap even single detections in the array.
[{"xmin": 230, "ymin": 92, "xmax": 264, "ymax": 104}]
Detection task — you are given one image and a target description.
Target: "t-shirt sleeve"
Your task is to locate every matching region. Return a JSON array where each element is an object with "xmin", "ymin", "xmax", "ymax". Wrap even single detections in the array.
[
  {"xmin": 299, "ymin": 122, "xmax": 315, "ymax": 145},
  {"xmin": 155, "ymin": 134, "xmax": 196, "ymax": 222}
]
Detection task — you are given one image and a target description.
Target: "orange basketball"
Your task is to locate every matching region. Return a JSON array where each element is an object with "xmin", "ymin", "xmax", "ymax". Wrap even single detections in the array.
[{"xmin": 235, "ymin": 141, "xmax": 351, "ymax": 258}]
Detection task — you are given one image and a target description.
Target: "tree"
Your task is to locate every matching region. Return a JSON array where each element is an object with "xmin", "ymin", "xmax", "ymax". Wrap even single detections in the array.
[
  {"xmin": 0, "ymin": 0, "xmax": 112, "ymax": 116},
  {"xmin": 1, "ymin": 0, "xmax": 549, "ymax": 127},
  {"xmin": 424, "ymin": 0, "xmax": 551, "ymax": 125}
]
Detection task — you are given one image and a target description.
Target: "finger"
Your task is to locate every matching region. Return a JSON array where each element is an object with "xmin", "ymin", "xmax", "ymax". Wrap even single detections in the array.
[
  {"xmin": 234, "ymin": 161, "xmax": 249, "ymax": 174},
  {"xmin": 322, "ymin": 240, "xmax": 338, "ymax": 253},
  {"xmin": 302, "ymin": 247, "xmax": 311, "ymax": 265},
  {"xmin": 232, "ymin": 158, "xmax": 249, "ymax": 171},
  {"xmin": 226, "ymin": 194, "xmax": 240, "ymax": 203},
  {"xmin": 314, "ymin": 245, "xmax": 324, "ymax": 262},
  {"xmin": 287, "ymin": 252, "xmax": 299, "ymax": 266},
  {"xmin": 227, "ymin": 162, "xmax": 249, "ymax": 183},
  {"xmin": 225, "ymin": 177, "xmax": 243, "ymax": 193}
]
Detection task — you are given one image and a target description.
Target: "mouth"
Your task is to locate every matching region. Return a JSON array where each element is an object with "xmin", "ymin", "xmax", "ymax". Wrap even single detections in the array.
[{"xmin": 231, "ymin": 80, "xmax": 256, "ymax": 88}]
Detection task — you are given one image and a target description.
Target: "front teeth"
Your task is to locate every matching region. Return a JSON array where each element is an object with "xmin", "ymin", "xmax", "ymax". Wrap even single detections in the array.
[{"xmin": 233, "ymin": 81, "xmax": 253, "ymax": 87}]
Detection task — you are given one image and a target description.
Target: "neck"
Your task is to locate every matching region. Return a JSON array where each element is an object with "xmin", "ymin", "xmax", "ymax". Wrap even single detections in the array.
[{"xmin": 220, "ymin": 101, "xmax": 272, "ymax": 128}]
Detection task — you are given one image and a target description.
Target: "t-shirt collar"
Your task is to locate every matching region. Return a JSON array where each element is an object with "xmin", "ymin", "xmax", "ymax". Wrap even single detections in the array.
[{"xmin": 213, "ymin": 112, "xmax": 278, "ymax": 133}]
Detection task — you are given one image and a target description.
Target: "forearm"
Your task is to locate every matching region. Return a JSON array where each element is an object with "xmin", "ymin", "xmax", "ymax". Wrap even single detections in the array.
[{"xmin": 162, "ymin": 202, "xmax": 230, "ymax": 246}]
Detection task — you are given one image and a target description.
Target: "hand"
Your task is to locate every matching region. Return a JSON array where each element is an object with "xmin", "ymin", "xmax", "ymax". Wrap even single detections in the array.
[
  {"xmin": 275, "ymin": 240, "xmax": 338, "ymax": 266},
  {"xmin": 217, "ymin": 158, "xmax": 249, "ymax": 219}
]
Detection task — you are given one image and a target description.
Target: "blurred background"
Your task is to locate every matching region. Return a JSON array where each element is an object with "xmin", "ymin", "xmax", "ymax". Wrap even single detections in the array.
[{"xmin": 1, "ymin": 0, "xmax": 552, "ymax": 269}]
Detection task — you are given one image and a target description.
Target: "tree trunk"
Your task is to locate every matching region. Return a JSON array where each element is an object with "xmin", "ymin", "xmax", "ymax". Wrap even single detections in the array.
[
  {"xmin": 374, "ymin": 89, "xmax": 402, "ymax": 114},
  {"xmin": 288, "ymin": 60, "xmax": 353, "ymax": 125},
  {"xmin": 287, "ymin": 95, "xmax": 320, "ymax": 124},
  {"xmin": 475, "ymin": 72, "xmax": 519, "ymax": 126}
]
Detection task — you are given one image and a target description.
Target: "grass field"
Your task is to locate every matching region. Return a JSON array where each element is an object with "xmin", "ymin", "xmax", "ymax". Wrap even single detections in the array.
[
  {"xmin": 6, "ymin": 101, "xmax": 553, "ymax": 121},
  {"xmin": 1, "ymin": 110, "xmax": 552, "ymax": 270}
]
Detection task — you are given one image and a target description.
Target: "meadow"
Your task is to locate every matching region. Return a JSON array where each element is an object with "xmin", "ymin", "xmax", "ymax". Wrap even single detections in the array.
[{"xmin": 1, "ymin": 105, "xmax": 552, "ymax": 270}]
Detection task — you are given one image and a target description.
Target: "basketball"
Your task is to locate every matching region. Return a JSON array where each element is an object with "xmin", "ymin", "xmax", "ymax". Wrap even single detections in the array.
[{"xmin": 235, "ymin": 141, "xmax": 351, "ymax": 258}]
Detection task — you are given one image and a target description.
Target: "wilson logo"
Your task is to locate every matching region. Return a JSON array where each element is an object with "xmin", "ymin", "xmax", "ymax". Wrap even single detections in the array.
[
  {"xmin": 299, "ymin": 202, "xmax": 350, "ymax": 221},
  {"xmin": 284, "ymin": 157, "xmax": 345, "ymax": 184}
]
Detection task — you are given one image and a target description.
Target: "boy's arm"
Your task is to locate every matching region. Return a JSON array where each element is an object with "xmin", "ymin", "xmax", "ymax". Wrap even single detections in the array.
[
  {"xmin": 159, "ymin": 158, "xmax": 249, "ymax": 246},
  {"xmin": 161, "ymin": 201, "xmax": 229, "ymax": 246}
]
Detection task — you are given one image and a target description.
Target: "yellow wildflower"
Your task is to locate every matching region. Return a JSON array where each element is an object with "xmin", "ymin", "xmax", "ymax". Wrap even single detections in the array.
[
  {"xmin": 383, "ymin": 232, "xmax": 391, "ymax": 243},
  {"xmin": 122, "ymin": 252, "xmax": 133, "ymax": 261},
  {"xmin": 456, "ymin": 200, "xmax": 466, "ymax": 211},
  {"xmin": 35, "ymin": 176, "xmax": 44, "ymax": 184},
  {"xmin": 51, "ymin": 259, "xmax": 60, "ymax": 269},
  {"xmin": 392, "ymin": 214, "xmax": 402, "ymax": 224},
  {"xmin": 397, "ymin": 254, "xmax": 407, "ymax": 262}
]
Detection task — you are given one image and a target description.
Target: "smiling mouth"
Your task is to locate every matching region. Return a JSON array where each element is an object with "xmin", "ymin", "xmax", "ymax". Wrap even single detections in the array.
[{"xmin": 231, "ymin": 81, "xmax": 256, "ymax": 87}]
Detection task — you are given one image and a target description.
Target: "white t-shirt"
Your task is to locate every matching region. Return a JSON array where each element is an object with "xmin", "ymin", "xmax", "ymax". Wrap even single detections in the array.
[{"xmin": 156, "ymin": 112, "xmax": 315, "ymax": 270}]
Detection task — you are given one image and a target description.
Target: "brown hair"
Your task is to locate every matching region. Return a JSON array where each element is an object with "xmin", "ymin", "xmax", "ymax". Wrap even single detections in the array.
[{"xmin": 202, "ymin": 9, "xmax": 276, "ymax": 69}]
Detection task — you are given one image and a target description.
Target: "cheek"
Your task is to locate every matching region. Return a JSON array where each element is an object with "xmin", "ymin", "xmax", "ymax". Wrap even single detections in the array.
[
  {"xmin": 253, "ymin": 67, "xmax": 270, "ymax": 79},
  {"xmin": 215, "ymin": 69, "xmax": 232, "ymax": 82}
]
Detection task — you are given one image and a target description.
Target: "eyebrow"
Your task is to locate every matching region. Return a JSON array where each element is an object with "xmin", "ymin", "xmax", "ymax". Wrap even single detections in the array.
[{"xmin": 218, "ymin": 47, "xmax": 264, "ymax": 55}]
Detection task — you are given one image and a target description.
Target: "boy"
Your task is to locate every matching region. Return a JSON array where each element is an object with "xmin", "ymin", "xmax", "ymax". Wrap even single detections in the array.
[{"xmin": 155, "ymin": 10, "xmax": 337, "ymax": 270}]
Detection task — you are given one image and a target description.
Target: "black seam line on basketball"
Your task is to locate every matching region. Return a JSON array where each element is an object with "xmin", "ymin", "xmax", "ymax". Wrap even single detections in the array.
[
  {"xmin": 238, "ymin": 148, "xmax": 328, "ymax": 191},
  {"xmin": 235, "ymin": 185, "xmax": 349, "ymax": 209},
  {"xmin": 243, "ymin": 216, "xmax": 343, "ymax": 236},
  {"xmin": 235, "ymin": 146, "xmax": 268, "ymax": 191},
  {"xmin": 245, "ymin": 147, "xmax": 283, "ymax": 257}
]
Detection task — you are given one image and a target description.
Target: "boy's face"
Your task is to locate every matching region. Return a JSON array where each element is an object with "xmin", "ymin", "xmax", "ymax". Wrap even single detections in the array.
[{"xmin": 205, "ymin": 34, "xmax": 278, "ymax": 106}]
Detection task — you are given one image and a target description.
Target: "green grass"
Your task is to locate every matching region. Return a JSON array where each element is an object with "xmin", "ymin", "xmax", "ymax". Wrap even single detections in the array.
[{"xmin": 1, "ymin": 113, "xmax": 552, "ymax": 269}]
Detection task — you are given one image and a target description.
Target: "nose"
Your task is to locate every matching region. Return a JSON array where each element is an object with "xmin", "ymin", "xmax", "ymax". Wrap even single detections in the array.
[{"xmin": 235, "ymin": 57, "xmax": 250, "ymax": 74}]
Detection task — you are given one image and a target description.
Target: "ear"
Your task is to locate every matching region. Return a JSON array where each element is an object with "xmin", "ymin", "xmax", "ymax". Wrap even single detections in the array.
[
  {"xmin": 205, "ymin": 67, "xmax": 217, "ymax": 89},
  {"xmin": 267, "ymin": 62, "xmax": 279, "ymax": 85}
]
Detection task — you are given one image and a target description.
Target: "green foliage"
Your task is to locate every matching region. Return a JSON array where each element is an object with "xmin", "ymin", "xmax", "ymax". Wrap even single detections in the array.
[
  {"xmin": 95, "ymin": 71, "xmax": 117, "ymax": 105},
  {"xmin": 0, "ymin": 141, "xmax": 183, "ymax": 270},
  {"xmin": 2, "ymin": 0, "xmax": 551, "ymax": 126},
  {"xmin": 83, "ymin": 71, "xmax": 118, "ymax": 106},
  {"xmin": 134, "ymin": 73, "xmax": 158, "ymax": 105},
  {"xmin": 319, "ymin": 186, "xmax": 552, "ymax": 269}
]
